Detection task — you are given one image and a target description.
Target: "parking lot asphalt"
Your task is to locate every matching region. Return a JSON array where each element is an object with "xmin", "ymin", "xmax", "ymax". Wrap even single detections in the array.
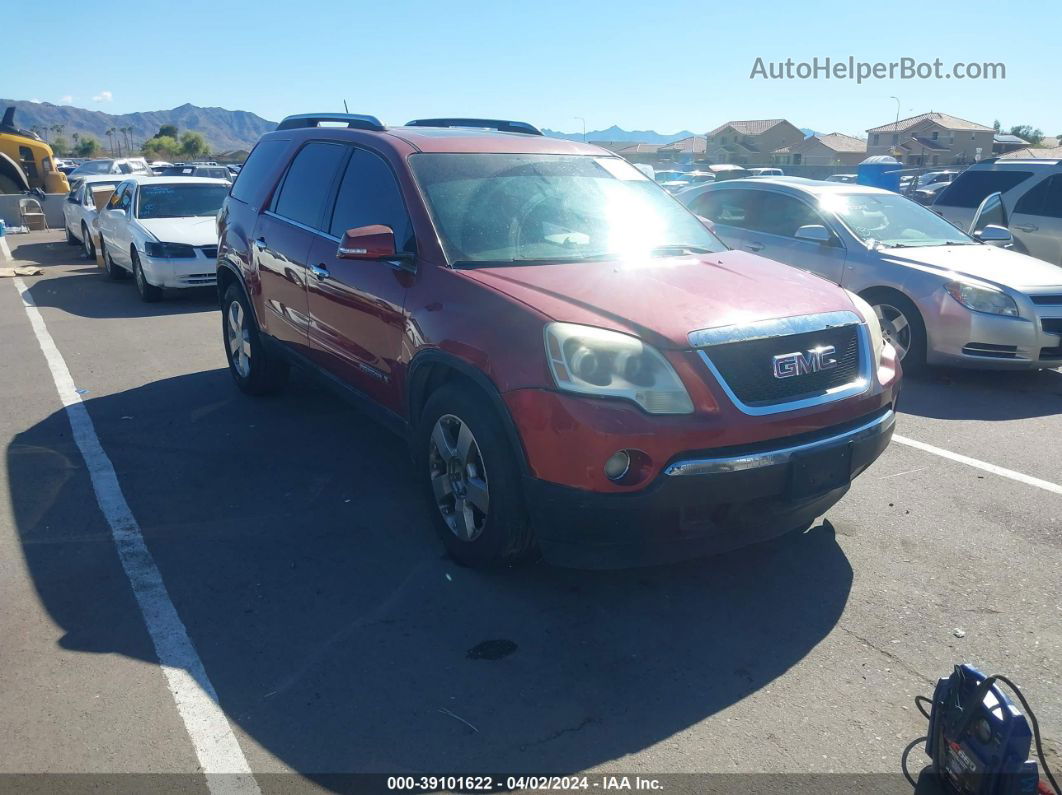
[{"xmin": 1, "ymin": 231, "xmax": 1059, "ymax": 790}]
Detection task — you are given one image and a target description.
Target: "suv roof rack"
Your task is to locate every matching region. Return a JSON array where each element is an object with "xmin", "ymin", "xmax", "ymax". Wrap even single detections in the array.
[
  {"xmin": 276, "ymin": 113, "xmax": 385, "ymax": 132},
  {"xmin": 404, "ymin": 118, "xmax": 543, "ymax": 136}
]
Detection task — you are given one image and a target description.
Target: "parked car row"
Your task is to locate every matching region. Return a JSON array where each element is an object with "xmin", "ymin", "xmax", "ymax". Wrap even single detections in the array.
[
  {"xmin": 64, "ymin": 174, "xmax": 230, "ymax": 301},
  {"xmin": 63, "ymin": 113, "xmax": 1061, "ymax": 572}
]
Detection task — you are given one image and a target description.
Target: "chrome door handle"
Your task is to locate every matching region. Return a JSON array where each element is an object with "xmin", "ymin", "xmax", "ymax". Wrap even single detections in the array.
[
  {"xmin": 1014, "ymin": 224, "xmax": 1038, "ymax": 233},
  {"xmin": 746, "ymin": 242, "xmax": 764, "ymax": 252},
  {"xmin": 310, "ymin": 263, "xmax": 330, "ymax": 280},
  {"xmin": 253, "ymin": 237, "xmax": 267, "ymax": 250}
]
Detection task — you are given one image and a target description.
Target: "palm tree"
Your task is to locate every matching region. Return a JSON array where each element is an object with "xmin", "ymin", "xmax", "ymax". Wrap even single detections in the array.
[
  {"xmin": 51, "ymin": 124, "xmax": 64, "ymax": 139},
  {"xmin": 123, "ymin": 126, "xmax": 135, "ymax": 153},
  {"xmin": 106, "ymin": 127, "xmax": 117, "ymax": 156}
]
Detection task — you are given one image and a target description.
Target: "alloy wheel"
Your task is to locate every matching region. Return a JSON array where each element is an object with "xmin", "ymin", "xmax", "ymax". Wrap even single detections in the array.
[
  {"xmin": 82, "ymin": 227, "xmax": 93, "ymax": 260},
  {"xmin": 226, "ymin": 300, "xmax": 252, "ymax": 378},
  {"xmin": 874, "ymin": 303, "xmax": 911, "ymax": 361},
  {"xmin": 428, "ymin": 414, "xmax": 490, "ymax": 541}
]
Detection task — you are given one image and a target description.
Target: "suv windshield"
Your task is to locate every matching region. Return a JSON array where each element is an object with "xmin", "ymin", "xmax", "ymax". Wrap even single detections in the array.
[
  {"xmin": 409, "ymin": 153, "xmax": 726, "ymax": 264},
  {"xmin": 821, "ymin": 191, "xmax": 976, "ymax": 248},
  {"xmin": 136, "ymin": 183, "xmax": 229, "ymax": 219}
]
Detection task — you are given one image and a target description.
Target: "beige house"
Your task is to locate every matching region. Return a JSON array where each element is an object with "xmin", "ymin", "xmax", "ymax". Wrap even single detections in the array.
[
  {"xmin": 1000, "ymin": 145, "xmax": 1062, "ymax": 160},
  {"xmin": 658, "ymin": 134, "xmax": 707, "ymax": 159},
  {"xmin": 773, "ymin": 133, "xmax": 867, "ymax": 167},
  {"xmin": 866, "ymin": 112, "xmax": 994, "ymax": 166},
  {"xmin": 705, "ymin": 119, "xmax": 805, "ymax": 164}
]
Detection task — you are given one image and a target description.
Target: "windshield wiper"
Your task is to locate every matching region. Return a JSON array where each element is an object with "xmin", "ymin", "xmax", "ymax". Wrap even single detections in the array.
[{"xmin": 650, "ymin": 244, "xmax": 716, "ymax": 256}]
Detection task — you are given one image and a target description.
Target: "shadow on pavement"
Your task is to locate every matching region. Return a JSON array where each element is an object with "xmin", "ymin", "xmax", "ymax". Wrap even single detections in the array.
[
  {"xmin": 7, "ymin": 367, "xmax": 853, "ymax": 781},
  {"xmin": 898, "ymin": 366, "xmax": 1062, "ymax": 421},
  {"xmin": 24, "ymin": 272, "xmax": 217, "ymax": 319}
]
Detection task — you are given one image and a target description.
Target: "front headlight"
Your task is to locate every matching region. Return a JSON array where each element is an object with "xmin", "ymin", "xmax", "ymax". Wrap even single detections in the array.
[
  {"xmin": 144, "ymin": 241, "xmax": 196, "ymax": 258},
  {"xmin": 945, "ymin": 281, "xmax": 1019, "ymax": 317},
  {"xmin": 544, "ymin": 323, "xmax": 694, "ymax": 414},
  {"xmin": 845, "ymin": 290, "xmax": 886, "ymax": 364}
]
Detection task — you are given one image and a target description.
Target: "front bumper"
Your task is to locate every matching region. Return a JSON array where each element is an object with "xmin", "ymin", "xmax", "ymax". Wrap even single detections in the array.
[
  {"xmin": 526, "ymin": 408, "xmax": 895, "ymax": 568},
  {"xmin": 141, "ymin": 251, "xmax": 218, "ymax": 289},
  {"xmin": 927, "ymin": 293, "xmax": 1062, "ymax": 369}
]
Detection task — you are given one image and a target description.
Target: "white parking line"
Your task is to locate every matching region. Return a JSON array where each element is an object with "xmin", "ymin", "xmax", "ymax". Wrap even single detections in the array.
[
  {"xmin": 893, "ymin": 434, "xmax": 1062, "ymax": 496},
  {"xmin": 12, "ymin": 278, "xmax": 260, "ymax": 795}
]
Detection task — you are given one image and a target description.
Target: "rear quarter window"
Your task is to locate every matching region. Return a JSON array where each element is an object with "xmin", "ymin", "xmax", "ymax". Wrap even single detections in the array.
[
  {"xmin": 935, "ymin": 169, "xmax": 1033, "ymax": 208},
  {"xmin": 229, "ymin": 139, "xmax": 290, "ymax": 205}
]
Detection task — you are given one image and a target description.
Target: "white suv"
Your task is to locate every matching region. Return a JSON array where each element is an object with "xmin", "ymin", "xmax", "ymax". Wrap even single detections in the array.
[{"xmin": 934, "ymin": 158, "xmax": 1062, "ymax": 267}]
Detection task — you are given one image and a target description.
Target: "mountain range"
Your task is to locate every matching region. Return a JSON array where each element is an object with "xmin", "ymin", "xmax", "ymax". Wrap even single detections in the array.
[
  {"xmin": 543, "ymin": 125, "xmax": 818, "ymax": 143},
  {"xmin": 3, "ymin": 98, "xmax": 818, "ymax": 154},
  {"xmin": 542, "ymin": 125, "xmax": 699, "ymax": 144},
  {"xmin": 0, "ymin": 99, "xmax": 276, "ymax": 153}
]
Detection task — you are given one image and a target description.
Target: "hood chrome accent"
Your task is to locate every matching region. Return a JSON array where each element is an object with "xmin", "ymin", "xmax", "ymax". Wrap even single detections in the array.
[{"xmin": 688, "ymin": 310, "xmax": 862, "ymax": 348}]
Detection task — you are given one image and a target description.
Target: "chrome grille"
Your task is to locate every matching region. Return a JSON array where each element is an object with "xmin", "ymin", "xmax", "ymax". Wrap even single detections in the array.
[{"xmin": 690, "ymin": 311, "xmax": 870, "ymax": 416}]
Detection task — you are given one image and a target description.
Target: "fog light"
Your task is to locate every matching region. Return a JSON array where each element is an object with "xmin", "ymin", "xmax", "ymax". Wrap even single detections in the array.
[{"xmin": 604, "ymin": 450, "xmax": 631, "ymax": 481}]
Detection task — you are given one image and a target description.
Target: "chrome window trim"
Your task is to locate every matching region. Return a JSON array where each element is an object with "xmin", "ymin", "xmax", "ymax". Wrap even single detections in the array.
[
  {"xmin": 263, "ymin": 210, "xmax": 339, "ymax": 241},
  {"xmin": 693, "ymin": 311, "xmax": 872, "ymax": 416},
  {"xmin": 664, "ymin": 409, "xmax": 894, "ymax": 477}
]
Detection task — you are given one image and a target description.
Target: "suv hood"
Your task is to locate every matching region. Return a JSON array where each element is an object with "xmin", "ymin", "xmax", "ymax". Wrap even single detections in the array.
[
  {"xmin": 880, "ymin": 243, "xmax": 1062, "ymax": 292},
  {"xmin": 460, "ymin": 251, "xmax": 853, "ymax": 349},
  {"xmin": 137, "ymin": 216, "xmax": 217, "ymax": 246}
]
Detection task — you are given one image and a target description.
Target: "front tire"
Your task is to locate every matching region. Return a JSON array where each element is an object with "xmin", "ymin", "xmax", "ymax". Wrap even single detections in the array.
[
  {"xmin": 66, "ymin": 226, "xmax": 78, "ymax": 246},
  {"xmin": 222, "ymin": 283, "xmax": 289, "ymax": 395},
  {"xmin": 417, "ymin": 382, "xmax": 533, "ymax": 568},
  {"xmin": 132, "ymin": 250, "xmax": 163, "ymax": 302},
  {"xmin": 863, "ymin": 289, "xmax": 927, "ymax": 373}
]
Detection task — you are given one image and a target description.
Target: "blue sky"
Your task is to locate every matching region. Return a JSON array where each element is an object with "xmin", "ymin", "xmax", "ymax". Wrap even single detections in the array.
[{"xmin": 12, "ymin": 0, "xmax": 1061, "ymax": 137}]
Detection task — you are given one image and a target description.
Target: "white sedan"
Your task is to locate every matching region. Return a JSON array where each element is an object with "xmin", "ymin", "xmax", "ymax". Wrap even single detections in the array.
[
  {"xmin": 97, "ymin": 176, "xmax": 229, "ymax": 302},
  {"xmin": 63, "ymin": 175, "xmax": 126, "ymax": 259}
]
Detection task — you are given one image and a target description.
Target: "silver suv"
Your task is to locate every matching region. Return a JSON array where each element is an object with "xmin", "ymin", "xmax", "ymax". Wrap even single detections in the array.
[{"xmin": 933, "ymin": 158, "xmax": 1062, "ymax": 267}]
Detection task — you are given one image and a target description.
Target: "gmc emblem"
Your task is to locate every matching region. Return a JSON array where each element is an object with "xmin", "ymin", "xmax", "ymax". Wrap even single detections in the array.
[{"xmin": 773, "ymin": 345, "xmax": 838, "ymax": 379}]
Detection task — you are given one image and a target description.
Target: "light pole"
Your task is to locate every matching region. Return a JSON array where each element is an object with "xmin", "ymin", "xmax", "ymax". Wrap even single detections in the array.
[
  {"xmin": 573, "ymin": 116, "xmax": 586, "ymax": 142},
  {"xmin": 888, "ymin": 96, "xmax": 902, "ymax": 159}
]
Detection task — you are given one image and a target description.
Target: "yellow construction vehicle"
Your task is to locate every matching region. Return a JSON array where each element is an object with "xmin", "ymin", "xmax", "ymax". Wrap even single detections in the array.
[{"xmin": 0, "ymin": 106, "xmax": 70, "ymax": 194}]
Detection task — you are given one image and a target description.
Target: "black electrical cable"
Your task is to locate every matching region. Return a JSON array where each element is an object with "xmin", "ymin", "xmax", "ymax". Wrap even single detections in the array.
[
  {"xmin": 915, "ymin": 695, "xmax": 933, "ymax": 721},
  {"xmin": 901, "ymin": 735, "xmax": 928, "ymax": 788},
  {"xmin": 989, "ymin": 674, "xmax": 1061, "ymax": 795}
]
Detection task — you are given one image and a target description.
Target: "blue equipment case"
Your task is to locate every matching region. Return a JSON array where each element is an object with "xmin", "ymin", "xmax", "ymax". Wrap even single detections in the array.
[{"xmin": 926, "ymin": 664, "xmax": 1041, "ymax": 794}]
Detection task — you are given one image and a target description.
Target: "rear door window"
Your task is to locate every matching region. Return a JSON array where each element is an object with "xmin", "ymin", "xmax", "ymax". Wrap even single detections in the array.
[
  {"xmin": 230, "ymin": 139, "xmax": 290, "ymax": 204},
  {"xmin": 1014, "ymin": 175, "xmax": 1062, "ymax": 219},
  {"xmin": 936, "ymin": 169, "xmax": 1033, "ymax": 208},
  {"xmin": 271, "ymin": 142, "xmax": 348, "ymax": 230},
  {"xmin": 327, "ymin": 149, "xmax": 413, "ymax": 249}
]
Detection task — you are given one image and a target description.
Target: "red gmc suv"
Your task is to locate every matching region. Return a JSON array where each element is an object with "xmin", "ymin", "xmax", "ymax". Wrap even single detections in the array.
[{"xmin": 216, "ymin": 114, "xmax": 900, "ymax": 569}]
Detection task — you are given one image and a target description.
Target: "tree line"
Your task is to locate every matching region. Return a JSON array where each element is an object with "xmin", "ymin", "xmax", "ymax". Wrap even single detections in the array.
[{"xmin": 31, "ymin": 123, "xmax": 210, "ymax": 160}]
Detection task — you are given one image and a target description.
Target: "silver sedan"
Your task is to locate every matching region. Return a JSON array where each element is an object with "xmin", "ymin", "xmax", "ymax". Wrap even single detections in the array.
[{"xmin": 677, "ymin": 178, "xmax": 1062, "ymax": 370}]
